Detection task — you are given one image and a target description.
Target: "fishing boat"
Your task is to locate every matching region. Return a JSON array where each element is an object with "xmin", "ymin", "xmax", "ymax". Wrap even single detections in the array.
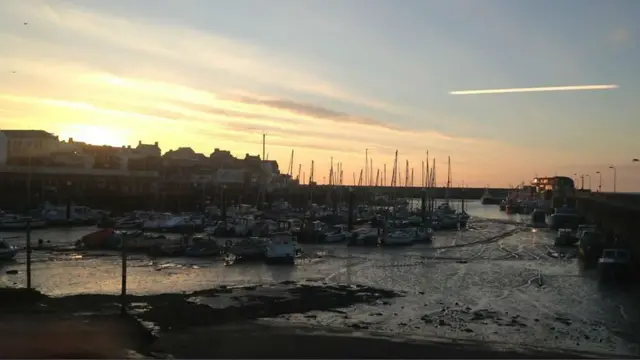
[
  {"xmin": 264, "ymin": 232, "xmax": 297, "ymax": 264},
  {"xmin": 0, "ymin": 238, "xmax": 18, "ymax": 261}
]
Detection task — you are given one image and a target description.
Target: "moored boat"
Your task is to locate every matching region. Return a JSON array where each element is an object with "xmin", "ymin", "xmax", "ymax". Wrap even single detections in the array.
[
  {"xmin": 264, "ymin": 232, "xmax": 297, "ymax": 264},
  {"xmin": 0, "ymin": 238, "xmax": 18, "ymax": 261}
]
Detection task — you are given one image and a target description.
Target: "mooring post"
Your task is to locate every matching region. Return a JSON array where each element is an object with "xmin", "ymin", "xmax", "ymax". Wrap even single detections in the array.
[
  {"xmin": 120, "ymin": 234, "xmax": 127, "ymax": 316},
  {"xmin": 26, "ymin": 218, "xmax": 32, "ymax": 290}
]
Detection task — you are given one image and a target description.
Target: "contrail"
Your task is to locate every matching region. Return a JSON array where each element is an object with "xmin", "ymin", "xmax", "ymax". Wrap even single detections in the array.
[{"xmin": 450, "ymin": 84, "xmax": 618, "ymax": 95}]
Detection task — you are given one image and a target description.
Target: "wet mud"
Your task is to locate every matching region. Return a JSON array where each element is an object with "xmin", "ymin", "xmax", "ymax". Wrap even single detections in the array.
[{"xmin": 1, "ymin": 287, "xmax": 623, "ymax": 359}]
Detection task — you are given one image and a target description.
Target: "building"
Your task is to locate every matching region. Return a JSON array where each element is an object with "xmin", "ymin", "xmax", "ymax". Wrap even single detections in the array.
[{"xmin": 0, "ymin": 130, "xmax": 60, "ymax": 165}]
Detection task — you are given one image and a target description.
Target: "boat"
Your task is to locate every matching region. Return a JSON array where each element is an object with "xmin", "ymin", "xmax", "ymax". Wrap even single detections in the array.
[
  {"xmin": 142, "ymin": 213, "xmax": 174, "ymax": 231},
  {"xmin": 264, "ymin": 232, "xmax": 297, "ymax": 264},
  {"xmin": 578, "ymin": 228, "xmax": 604, "ymax": 269},
  {"xmin": 114, "ymin": 215, "xmax": 144, "ymax": 230},
  {"xmin": 414, "ymin": 227, "xmax": 434, "ymax": 242},
  {"xmin": 597, "ymin": 249, "xmax": 632, "ymax": 282},
  {"xmin": 348, "ymin": 228, "xmax": 380, "ymax": 246},
  {"xmin": 185, "ymin": 236, "xmax": 222, "ymax": 257},
  {"xmin": 547, "ymin": 207, "xmax": 581, "ymax": 230},
  {"xmin": 323, "ymin": 225, "xmax": 349, "ymax": 243},
  {"xmin": 162, "ymin": 215, "xmax": 201, "ymax": 233},
  {"xmin": 40, "ymin": 203, "xmax": 100, "ymax": 226},
  {"xmin": 0, "ymin": 238, "xmax": 18, "ymax": 261},
  {"xmin": 480, "ymin": 188, "xmax": 503, "ymax": 205},
  {"xmin": 225, "ymin": 237, "xmax": 268, "ymax": 260},
  {"xmin": 381, "ymin": 229, "xmax": 415, "ymax": 246},
  {"xmin": 0, "ymin": 214, "xmax": 47, "ymax": 231},
  {"xmin": 554, "ymin": 228, "xmax": 577, "ymax": 246},
  {"xmin": 530, "ymin": 209, "xmax": 547, "ymax": 226},
  {"xmin": 232, "ymin": 216, "xmax": 256, "ymax": 237},
  {"xmin": 76, "ymin": 228, "xmax": 119, "ymax": 249}
]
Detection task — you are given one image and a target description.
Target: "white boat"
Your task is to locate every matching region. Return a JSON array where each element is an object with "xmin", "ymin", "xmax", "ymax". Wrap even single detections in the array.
[
  {"xmin": 142, "ymin": 212, "xmax": 173, "ymax": 231},
  {"xmin": 382, "ymin": 229, "xmax": 415, "ymax": 246},
  {"xmin": 0, "ymin": 238, "xmax": 18, "ymax": 261},
  {"xmin": 41, "ymin": 203, "xmax": 98, "ymax": 225},
  {"xmin": 233, "ymin": 216, "xmax": 256, "ymax": 236},
  {"xmin": 162, "ymin": 215, "xmax": 198, "ymax": 232},
  {"xmin": 0, "ymin": 214, "xmax": 47, "ymax": 230},
  {"xmin": 323, "ymin": 225, "xmax": 349, "ymax": 243},
  {"xmin": 265, "ymin": 232, "xmax": 297, "ymax": 264}
]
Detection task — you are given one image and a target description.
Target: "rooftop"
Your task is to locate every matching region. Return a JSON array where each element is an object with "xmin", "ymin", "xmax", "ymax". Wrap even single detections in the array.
[{"xmin": 1, "ymin": 130, "xmax": 58, "ymax": 139}]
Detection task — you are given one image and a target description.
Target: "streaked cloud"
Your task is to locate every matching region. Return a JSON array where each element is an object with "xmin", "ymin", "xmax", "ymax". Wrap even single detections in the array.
[{"xmin": 449, "ymin": 85, "xmax": 619, "ymax": 96}]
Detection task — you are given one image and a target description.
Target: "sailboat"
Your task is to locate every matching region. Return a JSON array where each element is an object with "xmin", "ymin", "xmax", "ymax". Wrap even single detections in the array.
[
  {"xmin": 433, "ymin": 157, "xmax": 468, "ymax": 230},
  {"xmin": 480, "ymin": 187, "xmax": 503, "ymax": 205}
]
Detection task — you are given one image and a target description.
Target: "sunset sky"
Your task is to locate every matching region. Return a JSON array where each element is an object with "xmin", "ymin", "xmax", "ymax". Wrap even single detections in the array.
[{"xmin": 1, "ymin": 0, "xmax": 638, "ymax": 190}]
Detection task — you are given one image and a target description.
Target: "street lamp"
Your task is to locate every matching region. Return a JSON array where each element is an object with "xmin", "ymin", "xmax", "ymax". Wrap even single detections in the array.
[
  {"xmin": 609, "ymin": 165, "xmax": 616, "ymax": 193},
  {"xmin": 595, "ymin": 171, "xmax": 602, "ymax": 192},
  {"xmin": 585, "ymin": 174, "xmax": 591, "ymax": 190}
]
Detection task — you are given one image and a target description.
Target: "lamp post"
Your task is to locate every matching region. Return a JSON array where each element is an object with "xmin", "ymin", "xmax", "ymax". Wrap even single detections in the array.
[
  {"xmin": 585, "ymin": 174, "xmax": 591, "ymax": 191},
  {"xmin": 595, "ymin": 171, "xmax": 602, "ymax": 192},
  {"xmin": 609, "ymin": 165, "xmax": 616, "ymax": 193}
]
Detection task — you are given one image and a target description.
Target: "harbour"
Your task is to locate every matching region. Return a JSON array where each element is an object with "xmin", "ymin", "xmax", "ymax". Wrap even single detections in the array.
[{"xmin": 2, "ymin": 200, "xmax": 640, "ymax": 358}]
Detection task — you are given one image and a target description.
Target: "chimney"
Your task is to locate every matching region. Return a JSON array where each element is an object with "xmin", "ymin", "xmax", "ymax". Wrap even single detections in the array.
[
  {"xmin": 69, "ymin": 137, "xmax": 74, "ymax": 143},
  {"xmin": 138, "ymin": 140, "xmax": 142, "ymax": 146}
]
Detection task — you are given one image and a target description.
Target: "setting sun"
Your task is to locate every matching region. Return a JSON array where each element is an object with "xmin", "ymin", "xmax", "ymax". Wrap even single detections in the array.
[{"xmin": 57, "ymin": 124, "xmax": 130, "ymax": 147}]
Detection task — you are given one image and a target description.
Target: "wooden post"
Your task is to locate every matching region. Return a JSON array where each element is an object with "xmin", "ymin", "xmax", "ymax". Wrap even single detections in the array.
[
  {"xmin": 120, "ymin": 234, "xmax": 127, "ymax": 316},
  {"xmin": 26, "ymin": 218, "xmax": 32, "ymax": 289}
]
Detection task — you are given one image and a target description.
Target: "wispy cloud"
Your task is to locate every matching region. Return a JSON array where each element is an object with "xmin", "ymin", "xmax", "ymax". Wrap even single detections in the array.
[
  {"xmin": 450, "ymin": 85, "xmax": 619, "ymax": 96},
  {"xmin": 3, "ymin": 0, "xmax": 404, "ymax": 115},
  {"xmin": 0, "ymin": 0, "xmax": 548, "ymax": 185}
]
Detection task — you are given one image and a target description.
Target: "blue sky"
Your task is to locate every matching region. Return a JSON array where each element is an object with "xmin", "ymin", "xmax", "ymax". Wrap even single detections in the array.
[{"xmin": 0, "ymin": 0, "xmax": 638, "ymax": 189}]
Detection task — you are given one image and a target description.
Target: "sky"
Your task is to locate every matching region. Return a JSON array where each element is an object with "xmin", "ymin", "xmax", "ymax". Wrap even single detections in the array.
[{"xmin": 0, "ymin": 0, "xmax": 639, "ymax": 190}]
